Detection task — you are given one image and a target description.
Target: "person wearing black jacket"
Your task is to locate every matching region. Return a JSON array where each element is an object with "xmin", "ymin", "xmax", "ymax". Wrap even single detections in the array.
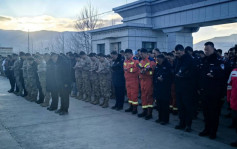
[
  {"xmin": 198, "ymin": 42, "xmax": 225, "ymax": 139},
  {"xmin": 110, "ymin": 51, "xmax": 125, "ymax": 110},
  {"xmin": 153, "ymin": 55, "xmax": 172, "ymax": 125},
  {"xmin": 174, "ymin": 44, "xmax": 194, "ymax": 132},
  {"xmin": 5, "ymin": 55, "xmax": 17, "ymax": 93},
  {"xmin": 47, "ymin": 53, "xmax": 72, "ymax": 115}
]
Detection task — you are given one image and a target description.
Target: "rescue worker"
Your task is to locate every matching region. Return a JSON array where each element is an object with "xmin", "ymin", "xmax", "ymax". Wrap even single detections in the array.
[
  {"xmin": 80, "ymin": 51, "xmax": 92, "ymax": 102},
  {"xmin": 199, "ymin": 42, "xmax": 225, "ymax": 139},
  {"xmin": 227, "ymin": 67, "xmax": 237, "ymax": 147},
  {"xmin": 97, "ymin": 54, "xmax": 111, "ymax": 108},
  {"xmin": 124, "ymin": 49, "xmax": 139, "ymax": 114},
  {"xmin": 167, "ymin": 53, "xmax": 178, "ymax": 115},
  {"xmin": 174, "ymin": 44, "xmax": 194, "ymax": 132},
  {"xmin": 137, "ymin": 48, "xmax": 156, "ymax": 120},
  {"xmin": 153, "ymin": 54, "xmax": 172, "ymax": 125}
]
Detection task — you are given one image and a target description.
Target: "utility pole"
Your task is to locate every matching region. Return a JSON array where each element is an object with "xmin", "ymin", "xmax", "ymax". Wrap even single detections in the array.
[
  {"xmin": 27, "ymin": 30, "xmax": 30, "ymax": 53},
  {"xmin": 62, "ymin": 32, "xmax": 65, "ymax": 54}
]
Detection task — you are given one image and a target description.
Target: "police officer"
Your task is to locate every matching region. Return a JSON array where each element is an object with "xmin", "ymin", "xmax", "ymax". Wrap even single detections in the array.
[
  {"xmin": 174, "ymin": 44, "xmax": 194, "ymax": 132},
  {"xmin": 153, "ymin": 54, "xmax": 172, "ymax": 125},
  {"xmin": 199, "ymin": 42, "xmax": 225, "ymax": 139},
  {"xmin": 111, "ymin": 51, "xmax": 125, "ymax": 111},
  {"xmin": 47, "ymin": 53, "xmax": 71, "ymax": 115}
]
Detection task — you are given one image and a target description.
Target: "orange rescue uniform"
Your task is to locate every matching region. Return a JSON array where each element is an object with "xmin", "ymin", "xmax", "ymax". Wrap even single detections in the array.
[
  {"xmin": 124, "ymin": 57, "xmax": 139, "ymax": 105},
  {"xmin": 138, "ymin": 56, "xmax": 156, "ymax": 109}
]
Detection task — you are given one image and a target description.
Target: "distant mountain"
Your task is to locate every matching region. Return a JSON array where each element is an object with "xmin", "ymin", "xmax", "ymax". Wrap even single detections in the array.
[
  {"xmin": 0, "ymin": 29, "xmax": 236, "ymax": 54},
  {"xmin": 0, "ymin": 29, "xmax": 76, "ymax": 53},
  {"xmin": 194, "ymin": 34, "xmax": 237, "ymax": 52}
]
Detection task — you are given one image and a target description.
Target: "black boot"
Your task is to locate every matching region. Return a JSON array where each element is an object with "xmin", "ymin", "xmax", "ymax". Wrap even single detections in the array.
[
  {"xmin": 230, "ymin": 140, "xmax": 237, "ymax": 147},
  {"xmin": 138, "ymin": 109, "xmax": 147, "ymax": 118},
  {"xmin": 132, "ymin": 105, "xmax": 137, "ymax": 114},
  {"xmin": 199, "ymin": 129, "xmax": 209, "ymax": 137},
  {"xmin": 145, "ymin": 107, "xmax": 153, "ymax": 120},
  {"xmin": 125, "ymin": 104, "xmax": 133, "ymax": 112}
]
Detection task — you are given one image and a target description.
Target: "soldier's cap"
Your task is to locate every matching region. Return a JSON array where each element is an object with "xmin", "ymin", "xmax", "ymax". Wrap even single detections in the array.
[
  {"xmin": 125, "ymin": 49, "xmax": 133, "ymax": 54},
  {"xmin": 79, "ymin": 51, "xmax": 86, "ymax": 56}
]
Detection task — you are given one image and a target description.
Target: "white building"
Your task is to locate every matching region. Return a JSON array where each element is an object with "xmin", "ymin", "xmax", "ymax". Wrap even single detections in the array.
[
  {"xmin": 0, "ymin": 47, "xmax": 13, "ymax": 57},
  {"xmin": 90, "ymin": 0, "xmax": 237, "ymax": 54}
]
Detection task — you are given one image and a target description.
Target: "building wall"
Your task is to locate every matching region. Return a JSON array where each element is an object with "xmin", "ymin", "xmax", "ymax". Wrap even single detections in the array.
[
  {"xmin": 0, "ymin": 47, "xmax": 13, "ymax": 57},
  {"xmin": 91, "ymin": 27, "xmax": 168, "ymax": 54}
]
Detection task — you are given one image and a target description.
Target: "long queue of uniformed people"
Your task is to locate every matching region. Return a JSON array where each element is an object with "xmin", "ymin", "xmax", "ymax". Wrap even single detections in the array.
[{"xmin": 1, "ymin": 42, "xmax": 237, "ymax": 147}]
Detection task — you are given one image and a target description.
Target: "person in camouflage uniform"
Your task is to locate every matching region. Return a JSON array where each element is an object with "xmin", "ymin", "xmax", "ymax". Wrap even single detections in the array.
[
  {"xmin": 79, "ymin": 51, "xmax": 92, "ymax": 102},
  {"xmin": 13, "ymin": 54, "xmax": 23, "ymax": 96},
  {"xmin": 89, "ymin": 53, "xmax": 101, "ymax": 105},
  {"xmin": 35, "ymin": 55, "xmax": 51, "ymax": 107},
  {"xmin": 40, "ymin": 53, "xmax": 51, "ymax": 107},
  {"xmin": 74, "ymin": 55, "xmax": 83, "ymax": 100},
  {"xmin": 27, "ymin": 57, "xmax": 38, "ymax": 102},
  {"xmin": 22, "ymin": 53, "xmax": 31, "ymax": 99},
  {"xmin": 0, "ymin": 55, "xmax": 5, "ymax": 76},
  {"xmin": 97, "ymin": 54, "xmax": 111, "ymax": 108}
]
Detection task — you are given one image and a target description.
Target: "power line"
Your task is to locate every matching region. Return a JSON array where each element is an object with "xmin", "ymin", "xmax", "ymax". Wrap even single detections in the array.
[{"xmin": 76, "ymin": 10, "xmax": 114, "ymax": 22}]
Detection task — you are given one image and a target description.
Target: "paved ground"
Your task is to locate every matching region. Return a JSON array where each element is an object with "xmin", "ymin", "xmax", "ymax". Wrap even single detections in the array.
[{"xmin": 0, "ymin": 76, "xmax": 235, "ymax": 149}]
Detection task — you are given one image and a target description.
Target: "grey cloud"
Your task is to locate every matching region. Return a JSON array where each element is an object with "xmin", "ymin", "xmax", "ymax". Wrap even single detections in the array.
[{"xmin": 0, "ymin": 16, "xmax": 11, "ymax": 21}]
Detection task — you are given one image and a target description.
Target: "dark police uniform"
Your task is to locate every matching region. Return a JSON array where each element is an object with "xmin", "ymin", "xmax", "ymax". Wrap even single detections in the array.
[
  {"xmin": 111, "ymin": 54, "xmax": 125, "ymax": 109},
  {"xmin": 153, "ymin": 59, "xmax": 172, "ymax": 123},
  {"xmin": 199, "ymin": 53, "xmax": 225, "ymax": 138},
  {"xmin": 174, "ymin": 53, "xmax": 194, "ymax": 129}
]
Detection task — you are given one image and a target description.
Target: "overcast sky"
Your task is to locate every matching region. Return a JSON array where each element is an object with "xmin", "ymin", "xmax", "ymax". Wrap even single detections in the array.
[{"xmin": 0, "ymin": 0, "xmax": 236, "ymax": 44}]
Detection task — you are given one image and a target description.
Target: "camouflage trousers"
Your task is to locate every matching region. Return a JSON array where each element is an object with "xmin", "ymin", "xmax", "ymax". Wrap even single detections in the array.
[
  {"xmin": 24, "ymin": 76, "xmax": 29, "ymax": 93},
  {"xmin": 15, "ymin": 75, "xmax": 23, "ymax": 93},
  {"xmin": 76, "ymin": 75, "xmax": 83, "ymax": 97},
  {"xmin": 90, "ymin": 73, "xmax": 100, "ymax": 98},
  {"xmin": 28, "ymin": 77, "xmax": 38, "ymax": 100},
  {"xmin": 82, "ymin": 71, "xmax": 91, "ymax": 96},
  {"xmin": 99, "ymin": 74, "xmax": 111, "ymax": 99},
  {"xmin": 38, "ymin": 73, "xmax": 46, "ymax": 95}
]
